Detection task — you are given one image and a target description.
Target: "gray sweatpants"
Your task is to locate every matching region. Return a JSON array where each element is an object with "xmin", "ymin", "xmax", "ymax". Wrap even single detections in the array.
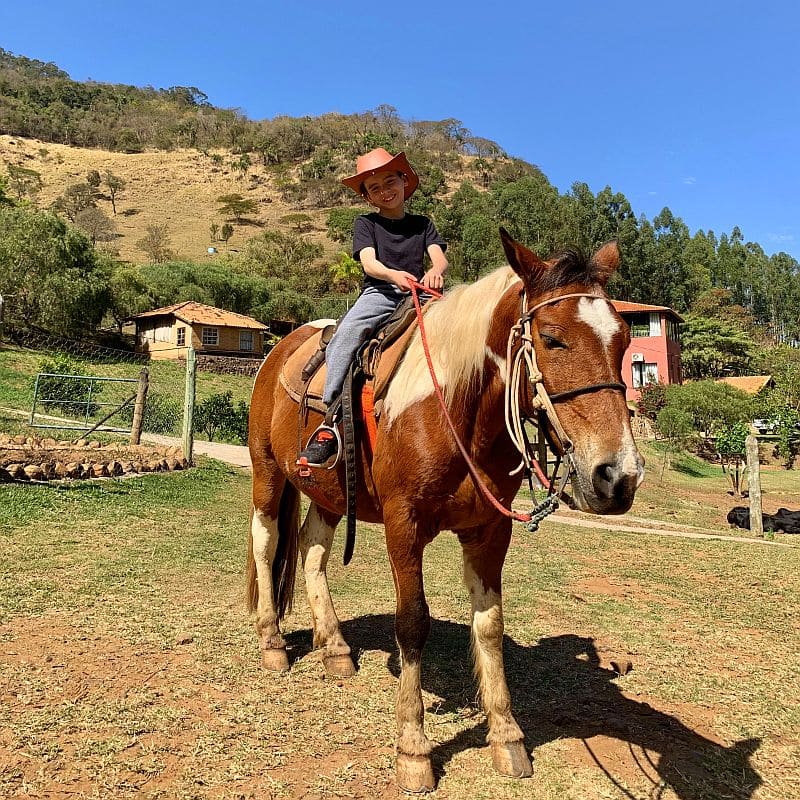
[{"xmin": 323, "ymin": 285, "xmax": 406, "ymax": 406}]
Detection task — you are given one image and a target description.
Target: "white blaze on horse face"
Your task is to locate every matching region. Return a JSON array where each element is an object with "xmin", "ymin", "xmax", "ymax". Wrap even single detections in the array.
[{"xmin": 577, "ymin": 297, "xmax": 619, "ymax": 351}]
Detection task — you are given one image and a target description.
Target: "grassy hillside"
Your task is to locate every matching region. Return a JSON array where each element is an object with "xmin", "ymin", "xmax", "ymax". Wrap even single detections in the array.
[{"xmin": 1, "ymin": 133, "xmax": 337, "ymax": 263}]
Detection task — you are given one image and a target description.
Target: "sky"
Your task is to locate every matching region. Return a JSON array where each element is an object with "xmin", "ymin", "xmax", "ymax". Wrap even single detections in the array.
[{"xmin": 3, "ymin": 1, "xmax": 800, "ymax": 260}]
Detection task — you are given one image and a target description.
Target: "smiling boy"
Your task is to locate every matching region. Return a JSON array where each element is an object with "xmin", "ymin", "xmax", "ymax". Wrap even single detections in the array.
[{"xmin": 297, "ymin": 148, "xmax": 448, "ymax": 469}]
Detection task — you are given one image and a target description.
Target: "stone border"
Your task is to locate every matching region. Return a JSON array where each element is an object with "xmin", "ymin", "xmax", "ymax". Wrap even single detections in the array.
[{"xmin": 0, "ymin": 434, "xmax": 188, "ymax": 483}]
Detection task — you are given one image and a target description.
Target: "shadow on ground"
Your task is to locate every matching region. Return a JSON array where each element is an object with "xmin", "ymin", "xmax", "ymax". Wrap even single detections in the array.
[{"xmin": 287, "ymin": 615, "xmax": 761, "ymax": 800}]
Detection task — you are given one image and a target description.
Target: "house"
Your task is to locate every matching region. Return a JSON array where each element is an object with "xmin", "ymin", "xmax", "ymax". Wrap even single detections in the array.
[
  {"xmin": 610, "ymin": 301, "xmax": 684, "ymax": 403},
  {"xmin": 130, "ymin": 301, "xmax": 269, "ymax": 361}
]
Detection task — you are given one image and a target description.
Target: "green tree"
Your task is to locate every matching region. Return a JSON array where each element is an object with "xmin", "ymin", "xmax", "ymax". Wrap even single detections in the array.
[
  {"xmin": 74, "ymin": 207, "xmax": 116, "ymax": 244},
  {"xmin": 326, "ymin": 206, "xmax": 367, "ymax": 243},
  {"xmin": 280, "ymin": 213, "xmax": 313, "ymax": 232},
  {"xmin": 329, "ymin": 251, "xmax": 362, "ymax": 292},
  {"xmin": 220, "ymin": 223, "xmax": 234, "ymax": 244},
  {"xmin": 103, "ymin": 171, "xmax": 126, "ymax": 215},
  {"xmin": 52, "ymin": 183, "xmax": 97, "ymax": 222},
  {"xmin": 654, "ymin": 406, "xmax": 694, "ymax": 480},
  {"xmin": 210, "ymin": 222, "xmax": 219, "ymax": 242},
  {"xmin": 680, "ymin": 313, "xmax": 754, "ymax": 380},
  {"xmin": 6, "ymin": 164, "xmax": 43, "ymax": 202},
  {"xmin": 0, "ymin": 205, "xmax": 110, "ymax": 332},
  {"xmin": 217, "ymin": 193, "xmax": 258, "ymax": 222},
  {"xmin": 715, "ymin": 421, "xmax": 750, "ymax": 497},
  {"xmin": 665, "ymin": 381, "xmax": 751, "ymax": 438},
  {"xmin": 86, "ymin": 169, "xmax": 102, "ymax": 188}
]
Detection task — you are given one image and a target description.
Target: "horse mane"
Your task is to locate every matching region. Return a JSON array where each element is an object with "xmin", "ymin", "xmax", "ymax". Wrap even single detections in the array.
[
  {"xmin": 384, "ymin": 268, "xmax": 520, "ymax": 419},
  {"xmin": 540, "ymin": 249, "xmax": 597, "ymax": 292}
]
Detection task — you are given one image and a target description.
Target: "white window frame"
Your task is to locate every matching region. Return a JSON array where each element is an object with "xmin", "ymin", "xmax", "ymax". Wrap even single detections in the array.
[
  {"xmin": 632, "ymin": 361, "xmax": 659, "ymax": 389},
  {"xmin": 176, "ymin": 326, "xmax": 186, "ymax": 347},
  {"xmin": 201, "ymin": 327, "xmax": 219, "ymax": 346}
]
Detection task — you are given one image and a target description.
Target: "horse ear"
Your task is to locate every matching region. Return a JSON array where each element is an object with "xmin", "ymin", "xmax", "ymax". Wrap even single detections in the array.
[
  {"xmin": 499, "ymin": 227, "xmax": 546, "ymax": 284},
  {"xmin": 590, "ymin": 241, "xmax": 620, "ymax": 287}
]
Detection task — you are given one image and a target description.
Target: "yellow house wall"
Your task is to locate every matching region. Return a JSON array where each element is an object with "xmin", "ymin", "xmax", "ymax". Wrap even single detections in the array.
[{"xmin": 137, "ymin": 318, "xmax": 263, "ymax": 360}]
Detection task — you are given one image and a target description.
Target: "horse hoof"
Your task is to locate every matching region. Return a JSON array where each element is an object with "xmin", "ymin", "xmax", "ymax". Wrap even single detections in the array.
[
  {"xmin": 491, "ymin": 741, "xmax": 532, "ymax": 778},
  {"xmin": 323, "ymin": 653, "xmax": 356, "ymax": 677},
  {"xmin": 396, "ymin": 754, "xmax": 435, "ymax": 793},
  {"xmin": 261, "ymin": 648, "xmax": 290, "ymax": 672}
]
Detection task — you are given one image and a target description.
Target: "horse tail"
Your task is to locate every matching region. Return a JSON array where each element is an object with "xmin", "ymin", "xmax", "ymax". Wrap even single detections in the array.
[
  {"xmin": 273, "ymin": 481, "xmax": 301, "ymax": 620},
  {"xmin": 245, "ymin": 481, "xmax": 301, "ymax": 621}
]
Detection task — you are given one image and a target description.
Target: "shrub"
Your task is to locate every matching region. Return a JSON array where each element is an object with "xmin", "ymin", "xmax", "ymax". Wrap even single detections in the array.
[{"xmin": 35, "ymin": 354, "xmax": 101, "ymax": 418}]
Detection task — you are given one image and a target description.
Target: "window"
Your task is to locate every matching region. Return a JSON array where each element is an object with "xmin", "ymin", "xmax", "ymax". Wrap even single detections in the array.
[
  {"xmin": 632, "ymin": 361, "xmax": 659, "ymax": 389},
  {"xmin": 201, "ymin": 327, "xmax": 219, "ymax": 346},
  {"xmin": 239, "ymin": 330, "xmax": 254, "ymax": 351},
  {"xmin": 176, "ymin": 327, "xmax": 186, "ymax": 347},
  {"xmin": 666, "ymin": 318, "xmax": 680, "ymax": 342},
  {"xmin": 628, "ymin": 312, "xmax": 662, "ymax": 338}
]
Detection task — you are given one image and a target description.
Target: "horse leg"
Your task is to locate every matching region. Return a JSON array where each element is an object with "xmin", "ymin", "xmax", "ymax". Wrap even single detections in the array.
[
  {"xmin": 248, "ymin": 461, "xmax": 299, "ymax": 673},
  {"xmin": 385, "ymin": 511, "xmax": 435, "ymax": 793},
  {"xmin": 298, "ymin": 502, "xmax": 355, "ymax": 677},
  {"xmin": 460, "ymin": 519, "xmax": 532, "ymax": 778}
]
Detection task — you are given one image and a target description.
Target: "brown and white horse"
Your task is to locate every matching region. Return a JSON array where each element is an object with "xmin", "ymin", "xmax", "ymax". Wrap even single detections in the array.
[{"xmin": 247, "ymin": 230, "xmax": 644, "ymax": 791}]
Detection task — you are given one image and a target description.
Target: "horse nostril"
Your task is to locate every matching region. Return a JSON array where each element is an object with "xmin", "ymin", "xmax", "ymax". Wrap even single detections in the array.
[{"xmin": 593, "ymin": 462, "xmax": 617, "ymax": 498}]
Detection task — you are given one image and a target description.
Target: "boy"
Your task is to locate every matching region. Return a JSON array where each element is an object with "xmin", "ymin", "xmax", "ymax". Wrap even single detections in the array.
[{"xmin": 297, "ymin": 148, "xmax": 448, "ymax": 468}]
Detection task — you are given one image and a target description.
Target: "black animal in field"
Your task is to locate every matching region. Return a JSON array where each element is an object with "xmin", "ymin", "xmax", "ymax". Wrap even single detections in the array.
[{"xmin": 727, "ymin": 506, "xmax": 800, "ymax": 534}]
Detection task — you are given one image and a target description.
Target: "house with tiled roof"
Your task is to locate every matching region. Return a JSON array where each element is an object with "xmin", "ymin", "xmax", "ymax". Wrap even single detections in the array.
[
  {"xmin": 610, "ymin": 300, "xmax": 684, "ymax": 403},
  {"xmin": 129, "ymin": 301, "xmax": 268, "ymax": 360}
]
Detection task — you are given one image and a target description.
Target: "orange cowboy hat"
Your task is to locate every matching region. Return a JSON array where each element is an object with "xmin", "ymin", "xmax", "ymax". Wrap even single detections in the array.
[{"xmin": 341, "ymin": 148, "xmax": 419, "ymax": 199}]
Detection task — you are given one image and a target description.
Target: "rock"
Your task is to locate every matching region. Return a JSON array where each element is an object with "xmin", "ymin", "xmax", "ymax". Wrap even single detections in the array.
[
  {"xmin": 53, "ymin": 462, "xmax": 68, "ymax": 478},
  {"xmin": 107, "ymin": 460, "xmax": 123, "ymax": 477},
  {"xmin": 0, "ymin": 433, "xmax": 11, "ymax": 444},
  {"xmin": 64, "ymin": 462, "xmax": 81, "ymax": 479},
  {"xmin": 167, "ymin": 457, "xmax": 182, "ymax": 471},
  {"xmin": 610, "ymin": 660, "xmax": 634, "ymax": 676},
  {"xmin": 40, "ymin": 438, "xmax": 58, "ymax": 448},
  {"xmin": 25, "ymin": 437, "xmax": 36, "ymax": 447},
  {"xmin": 147, "ymin": 460, "xmax": 164, "ymax": 472},
  {"xmin": 79, "ymin": 463, "xmax": 92, "ymax": 478},
  {"xmin": 41, "ymin": 462, "xmax": 56, "ymax": 480},
  {"xmin": 24, "ymin": 464, "xmax": 45, "ymax": 481},
  {"xmin": 87, "ymin": 440, "xmax": 101, "ymax": 449},
  {"xmin": 179, "ymin": 457, "xmax": 189, "ymax": 469},
  {"xmin": 90, "ymin": 463, "xmax": 109, "ymax": 478},
  {"xmin": 12, "ymin": 435, "xmax": 26, "ymax": 445},
  {"xmin": 0, "ymin": 467, "xmax": 13, "ymax": 482},
  {"xmin": 175, "ymin": 632, "xmax": 194, "ymax": 645},
  {"xmin": 6, "ymin": 464, "xmax": 25, "ymax": 479},
  {"xmin": 75, "ymin": 439, "xmax": 87, "ymax": 447}
]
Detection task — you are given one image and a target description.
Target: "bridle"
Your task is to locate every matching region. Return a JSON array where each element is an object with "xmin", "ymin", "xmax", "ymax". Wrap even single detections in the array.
[
  {"xmin": 409, "ymin": 282, "xmax": 627, "ymax": 531},
  {"xmin": 504, "ymin": 290, "xmax": 628, "ymax": 492}
]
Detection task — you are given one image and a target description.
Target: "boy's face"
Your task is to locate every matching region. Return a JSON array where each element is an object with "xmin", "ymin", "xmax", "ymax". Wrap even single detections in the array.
[{"xmin": 362, "ymin": 170, "xmax": 407, "ymax": 215}]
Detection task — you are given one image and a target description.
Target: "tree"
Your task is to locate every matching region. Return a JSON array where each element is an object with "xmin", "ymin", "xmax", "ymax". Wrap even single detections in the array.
[
  {"xmin": 326, "ymin": 206, "xmax": 366, "ymax": 243},
  {"xmin": 329, "ymin": 251, "xmax": 362, "ymax": 292},
  {"xmin": 654, "ymin": 406, "xmax": 694, "ymax": 480},
  {"xmin": 0, "ymin": 205, "xmax": 110, "ymax": 333},
  {"xmin": 86, "ymin": 170, "xmax": 102, "ymax": 188},
  {"xmin": 665, "ymin": 381, "xmax": 751, "ymax": 438},
  {"xmin": 210, "ymin": 222, "xmax": 219, "ymax": 242},
  {"xmin": 280, "ymin": 213, "xmax": 313, "ymax": 232},
  {"xmin": 217, "ymin": 193, "xmax": 258, "ymax": 222},
  {"xmin": 74, "ymin": 207, "xmax": 116, "ymax": 245},
  {"xmin": 715, "ymin": 421, "xmax": 750, "ymax": 497},
  {"xmin": 220, "ymin": 223, "xmax": 234, "ymax": 244},
  {"xmin": 194, "ymin": 391, "xmax": 236, "ymax": 442},
  {"xmin": 6, "ymin": 164, "xmax": 43, "ymax": 202},
  {"xmin": 53, "ymin": 183, "xmax": 97, "ymax": 222},
  {"xmin": 680, "ymin": 313, "xmax": 754, "ymax": 380},
  {"xmin": 103, "ymin": 171, "xmax": 126, "ymax": 215},
  {"xmin": 136, "ymin": 223, "xmax": 174, "ymax": 263}
]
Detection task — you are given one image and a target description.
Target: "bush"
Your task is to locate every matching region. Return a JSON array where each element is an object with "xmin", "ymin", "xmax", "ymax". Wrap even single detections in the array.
[
  {"xmin": 35, "ymin": 354, "xmax": 101, "ymax": 418},
  {"xmin": 193, "ymin": 391, "xmax": 249, "ymax": 443}
]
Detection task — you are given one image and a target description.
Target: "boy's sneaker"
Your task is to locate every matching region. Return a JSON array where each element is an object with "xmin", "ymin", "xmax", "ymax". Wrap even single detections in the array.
[{"xmin": 296, "ymin": 425, "xmax": 340, "ymax": 470}]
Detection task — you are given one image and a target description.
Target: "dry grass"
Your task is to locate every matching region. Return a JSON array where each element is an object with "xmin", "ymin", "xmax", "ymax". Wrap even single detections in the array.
[
  {"xmin": 1, "ymin": 459, "xmax": 799, "ymax": 799},
  {"xmin": 0, "ymin": 134, "xmax": 335, "ymax": 264}
]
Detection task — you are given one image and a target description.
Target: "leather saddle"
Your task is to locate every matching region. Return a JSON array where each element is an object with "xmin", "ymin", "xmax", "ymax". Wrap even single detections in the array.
[{"xmin": 279, "ymin": 295, "xmax": 432, "ymax": 417}]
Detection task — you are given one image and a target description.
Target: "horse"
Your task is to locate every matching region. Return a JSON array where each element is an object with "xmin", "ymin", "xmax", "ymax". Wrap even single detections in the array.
[{"xmin": 246, "ymin": 229, "xmax": 644, "ymax": 792}]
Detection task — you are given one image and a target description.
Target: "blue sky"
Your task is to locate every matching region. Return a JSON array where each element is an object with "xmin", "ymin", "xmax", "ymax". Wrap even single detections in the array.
[{"xmin": 3, "ymin": 1, "xmax": 800, "ymax": 259}]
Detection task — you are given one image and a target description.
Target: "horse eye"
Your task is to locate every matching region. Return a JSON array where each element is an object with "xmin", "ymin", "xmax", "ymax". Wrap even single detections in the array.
[{"xmin": 540, "ymin": 333, "xmax": 566, "ymax": 349}]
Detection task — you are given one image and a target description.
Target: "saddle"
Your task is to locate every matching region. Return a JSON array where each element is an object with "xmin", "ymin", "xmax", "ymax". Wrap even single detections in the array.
[{"xmin": 279, "ymin": 295, "xmax": 432, "ymax": 419}]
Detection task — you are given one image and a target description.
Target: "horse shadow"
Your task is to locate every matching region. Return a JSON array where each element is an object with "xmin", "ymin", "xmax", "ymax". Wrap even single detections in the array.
[{"xmin": 286, "ymin": 615, "xmax": 761, "ymax": 799}]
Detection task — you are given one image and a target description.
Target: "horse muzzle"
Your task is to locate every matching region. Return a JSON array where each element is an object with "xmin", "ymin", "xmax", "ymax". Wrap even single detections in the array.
[{"xmin": 570, "ymin": 445, "xmax": 644, "ymax": 515}]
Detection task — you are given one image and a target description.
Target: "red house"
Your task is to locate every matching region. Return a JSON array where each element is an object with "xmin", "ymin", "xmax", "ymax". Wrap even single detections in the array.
[{"xmin": 610, "ymin": 301, "xmax": 683, "ymax": 403}]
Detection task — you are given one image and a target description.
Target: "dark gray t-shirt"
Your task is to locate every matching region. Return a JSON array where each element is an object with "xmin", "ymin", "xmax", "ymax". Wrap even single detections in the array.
[{"xmin": 353, "ymin": 213, "xmax": 447, "ymax": 291}]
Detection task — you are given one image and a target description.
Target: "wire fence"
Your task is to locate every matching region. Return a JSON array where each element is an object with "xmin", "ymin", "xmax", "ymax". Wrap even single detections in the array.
[{"xmin": 0, "ymin": 325, "xmax": 190, "ymax": 447}]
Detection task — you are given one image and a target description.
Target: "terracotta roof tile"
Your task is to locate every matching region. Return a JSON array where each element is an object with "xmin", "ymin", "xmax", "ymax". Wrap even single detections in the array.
[
  {"xmin": 610, "ymin": 300, "xmax": 683, "ymax": 321},
  {"xmin": 130, "ymin": 301, "xmax": 268, "ymax": 330},
  {"xmin": 716, "ymin": 375, "xmax": 774, "ymax": 395}
]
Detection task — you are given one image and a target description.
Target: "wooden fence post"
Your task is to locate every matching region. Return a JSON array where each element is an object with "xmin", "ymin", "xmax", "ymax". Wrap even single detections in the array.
[
  {"xmin": 129, "ymin": 367, "xmax": 149, "ymax": 445},
  {"xmin": 183, "ymin": 348, "xmax": 196, "ymax": 465},
  {"xmin": 746, "ymin": 435, "xmax": 763, "ymax": 537}
]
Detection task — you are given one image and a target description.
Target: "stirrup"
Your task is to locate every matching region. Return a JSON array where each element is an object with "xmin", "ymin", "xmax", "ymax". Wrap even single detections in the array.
[{"xmin": 296, "ymin": 424, "xmax": 342, "ymax": 476}]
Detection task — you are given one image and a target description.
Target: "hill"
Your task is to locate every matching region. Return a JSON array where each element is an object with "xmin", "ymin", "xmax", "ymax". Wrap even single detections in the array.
[{"xmin": 0, "ymin": 134, "xmax": 342, "ymax": 263}]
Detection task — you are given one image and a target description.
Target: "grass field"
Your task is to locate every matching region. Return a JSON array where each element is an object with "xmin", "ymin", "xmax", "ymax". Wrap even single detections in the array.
[{"xmin": 1, "ymin": 457, "xmax": 798, "ymax": 799}]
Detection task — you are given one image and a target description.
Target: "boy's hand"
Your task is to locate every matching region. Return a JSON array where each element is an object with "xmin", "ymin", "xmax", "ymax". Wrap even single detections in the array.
[
  {"xmin": 422, "ymin": 269, "xmax": 445, "ymax": 291},
  {"xmin": 390, "ymin": 270, "xmax": 419, "ymax": 291}
]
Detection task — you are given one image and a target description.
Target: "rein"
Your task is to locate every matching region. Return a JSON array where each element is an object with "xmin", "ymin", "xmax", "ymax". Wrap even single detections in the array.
[{"xmin": 408, "ymin": 281, "xmax": 626, "ymax": 531}]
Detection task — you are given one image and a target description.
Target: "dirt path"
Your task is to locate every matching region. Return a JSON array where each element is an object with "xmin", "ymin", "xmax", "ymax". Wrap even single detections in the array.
[{"xmin": 142, "ymin": 434, "xmax": 252, "ymax": 468}]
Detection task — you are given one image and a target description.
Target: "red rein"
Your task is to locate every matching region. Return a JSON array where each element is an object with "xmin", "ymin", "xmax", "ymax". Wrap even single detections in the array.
[{"xmin": 407, "ymin": 280, "xmax": 536, "ymax": 524}]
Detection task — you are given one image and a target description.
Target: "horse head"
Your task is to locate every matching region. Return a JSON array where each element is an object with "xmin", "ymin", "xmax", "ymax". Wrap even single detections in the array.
[{"xmin": 500, "ymin": 229, "xmax": 644, "ymax": 515}]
